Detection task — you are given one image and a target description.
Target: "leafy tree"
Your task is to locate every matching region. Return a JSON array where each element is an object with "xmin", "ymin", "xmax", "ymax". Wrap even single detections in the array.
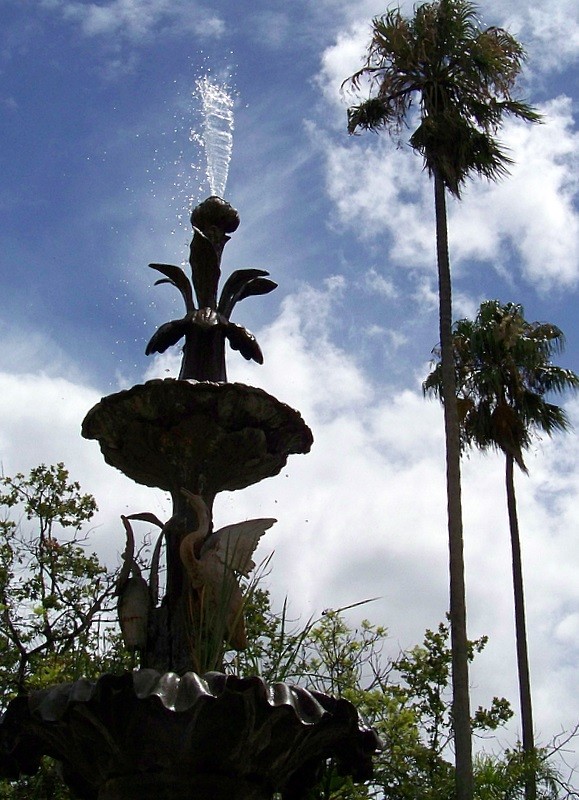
[
  {"xmin": 0, "ymin": 463, "xmax": 119, "ymax": 699},
  {"xmin": 0, "ymin": 470, "xmax": 571, "ymax": 800},
  {"xmin": 239, "ymin": 592, "xmax": 568, "ymax": 800},
  {"xmin": 424, "ymin": 300, "xmax": 579, "ymax": 799},
  {"xmin": 344, "ymin": 4, "xmax": 540, "ymax": 796},
  {"xmin": 474, "ymin": 749, "xmax": 559, "ymax": 800},
  {"xmin": 0, "ymin": 464, "xmax": 123, "ymax": 800}
]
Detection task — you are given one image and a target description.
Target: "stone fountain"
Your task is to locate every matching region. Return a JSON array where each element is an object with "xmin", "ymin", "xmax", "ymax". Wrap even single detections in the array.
[{"xmin": 0, "ymin": 195, "xmax": 380, "ymax": 799}]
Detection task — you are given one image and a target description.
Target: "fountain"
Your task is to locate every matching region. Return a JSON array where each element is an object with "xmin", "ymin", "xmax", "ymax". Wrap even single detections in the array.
[{"xmin": 0, "ymin": 80, "xmax": 380, "ymax": 799}]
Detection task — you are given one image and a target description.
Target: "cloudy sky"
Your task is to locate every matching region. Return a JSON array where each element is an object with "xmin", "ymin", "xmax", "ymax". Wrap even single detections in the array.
[{"xmin": 2, "ymin": 0, "xmax": 579, "ymax": 778}]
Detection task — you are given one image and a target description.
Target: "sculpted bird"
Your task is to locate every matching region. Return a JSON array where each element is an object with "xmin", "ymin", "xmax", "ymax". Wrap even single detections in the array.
[
  {"xmin": 179, "ymin": 490, "xmax": 275, "ymax": 649},
  {"xmin": 116, "ymin": 512, "xmax": 164, "ymax": 661},
  {"xmin": 116, "ymin": 515, "xmax": 150, "ymax": 657}
]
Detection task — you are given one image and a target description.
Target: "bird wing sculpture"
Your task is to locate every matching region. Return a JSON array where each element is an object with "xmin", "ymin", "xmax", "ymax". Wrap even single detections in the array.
[
  {"xmin": 180, "ymin": 490, "xmax": 275, "ymax": 649},
  {"xmin": 200, "ymin": 518, "xmax": 276, "ymax": 576}
]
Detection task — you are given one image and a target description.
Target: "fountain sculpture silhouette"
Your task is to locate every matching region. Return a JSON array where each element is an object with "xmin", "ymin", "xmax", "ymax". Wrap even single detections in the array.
[{"xmin": 0, "ymin": 196, "xmax": 380, "ymax": 799}]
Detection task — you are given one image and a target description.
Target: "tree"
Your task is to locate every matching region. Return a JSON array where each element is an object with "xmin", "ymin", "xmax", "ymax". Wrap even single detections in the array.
[
  {"xmin": 0, "ymin": 464, "xmax": 123, "ymax": 800},
  {"xmin": 0, "ymin": 467, "xmax": 571, "ymax": 800},
  {"xmin": 0, "ymin": 504, "xmax": 568, "ymax": 800},
  {"xmin": 344, "ymin": 4, "xmax": 540, "ymax": 797},
  {"xmin": 424, "ymin": 300, "xmax": 579, "ymax": 800},
  {"xmin": 0, "ymin": 463, "xmax": 119, "ymax": 699},
  {"xmin": 236, "ymin": 591, "xmax": 566, "ymax": 800}
]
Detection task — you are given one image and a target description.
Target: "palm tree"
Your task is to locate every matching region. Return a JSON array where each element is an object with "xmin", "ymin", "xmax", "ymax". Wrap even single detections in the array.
[
  {"xmin": 344, "ymin": 4, "xmax": 540, "ymax": 798},
  {"xmin": 424, "ymin": 300, "xmax": 579, "ymax": 800}
]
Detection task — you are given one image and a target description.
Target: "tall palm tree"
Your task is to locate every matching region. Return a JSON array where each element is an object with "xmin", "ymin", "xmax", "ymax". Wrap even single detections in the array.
[
  {"xmin": 344, "ymin": 4, "xmax": 540, "ymax": 798},
  {"xmin": 424, "ymin": 300, "xmax": 579, "ymax": 800}
]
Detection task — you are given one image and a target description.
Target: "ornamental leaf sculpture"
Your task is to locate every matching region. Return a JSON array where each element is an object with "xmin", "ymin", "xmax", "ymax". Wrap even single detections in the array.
[{"xmin": 146, "ymin": 196, "xmax": 277, "ymax": 382}]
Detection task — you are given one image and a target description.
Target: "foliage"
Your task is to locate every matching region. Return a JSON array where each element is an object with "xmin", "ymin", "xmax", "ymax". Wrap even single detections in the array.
[
  {"xmin": 0, "ymin": 759, "xmax": 72, "ymax": 800},
  {"xmin": 344, "ymin": 0, "xmax": 540, "ymax": 197},
  {"xmin": 0, "ymin": 464, "xmax": 125, "ymax": 800},
  {"xmin": 474, "ymin": 748, "xmax": 560, "ymax": 800},
  {"xmin": 423, "ymin": 300, "xmax": 579, "ymax": 471},
  {"xmin": 0, "ymin": 464, "xmax": 120, "ymax": 700},
  {"xmin": 234, "ymin": 592, "xmax": 564, "ymax": 800},
  {"xmin": 0, "ymin": 468, "xmax": 572, "ymax": 799},
  {"xmin": 226, "ymin": 586, "xmax": 315, "ymax": 682}
]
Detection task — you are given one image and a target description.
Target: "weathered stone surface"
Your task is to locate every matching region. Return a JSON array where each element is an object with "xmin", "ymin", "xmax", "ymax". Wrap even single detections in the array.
[
  {"xmin": 0, "ymin": 671, "xmax": 381, "ymax": 800},
  {"xmin": 81, "ymin": 380, "xmax": 313, "ymax": 496}
]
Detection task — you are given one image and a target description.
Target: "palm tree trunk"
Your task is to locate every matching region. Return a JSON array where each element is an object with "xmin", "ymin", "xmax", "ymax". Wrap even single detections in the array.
[
  {"xmin": 505, "ymin": 453, "xmax": 536, "ymax": 800},
  {"xmin": 434, "ymin": 171, "xmax": 473, "ymax": 800}
]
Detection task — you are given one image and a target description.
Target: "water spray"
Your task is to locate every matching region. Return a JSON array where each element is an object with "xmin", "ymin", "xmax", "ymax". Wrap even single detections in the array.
[{"xmin": 193, "ymin": 76, "xmax": 234, "ymax": 198}]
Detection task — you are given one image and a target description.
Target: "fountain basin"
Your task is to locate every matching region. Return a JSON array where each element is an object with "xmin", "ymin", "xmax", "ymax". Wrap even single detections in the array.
[
  {"xmin": 0, "ymin": 670, "xmax": 381, "ymax": 800},
  {"xmin": 82, "ymin": 379, "xmax": 313, "ymax": 497}
]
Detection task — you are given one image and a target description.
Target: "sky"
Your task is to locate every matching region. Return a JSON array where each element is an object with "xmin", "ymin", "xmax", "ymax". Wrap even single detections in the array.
[{"xmin": 2, "ymin": 0, "xmax": 579, "ymax": 781}]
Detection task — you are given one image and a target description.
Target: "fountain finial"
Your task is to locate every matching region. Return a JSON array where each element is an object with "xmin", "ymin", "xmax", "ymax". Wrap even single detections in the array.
[
  {"xmin": 191, "ymin": 195, "xmax": 240, "ymax": 235},
  {"xmin": 145, "ymin": 196, "xmax": 275, "ymax": 382}
]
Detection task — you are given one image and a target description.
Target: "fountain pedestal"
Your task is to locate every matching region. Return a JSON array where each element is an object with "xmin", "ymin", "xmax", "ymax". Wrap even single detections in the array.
[{"xmin": 81, "ymin": 377, "xmax": 313, "ymax": 674}]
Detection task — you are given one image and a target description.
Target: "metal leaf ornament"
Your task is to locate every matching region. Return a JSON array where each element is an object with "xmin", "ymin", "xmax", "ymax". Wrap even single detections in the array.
[{"xmin": 145, "ymin": 196, "xmax": 277, "ymax": 382}]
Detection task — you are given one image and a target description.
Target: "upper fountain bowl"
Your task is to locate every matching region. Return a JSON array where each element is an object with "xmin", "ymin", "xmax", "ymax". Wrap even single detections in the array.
[{"xmin": 81, "ymin": 379, "xmax": 313, "ymax": 499}]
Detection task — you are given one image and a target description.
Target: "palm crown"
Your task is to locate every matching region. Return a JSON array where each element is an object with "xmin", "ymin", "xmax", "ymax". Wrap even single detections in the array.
[
  {"xmin": 424, "ymin": 300, "xmax": 579, "ymax": 471},
  {"xmin": 345, "ymin": 0, "xmax": 541, "ymax": 197}
]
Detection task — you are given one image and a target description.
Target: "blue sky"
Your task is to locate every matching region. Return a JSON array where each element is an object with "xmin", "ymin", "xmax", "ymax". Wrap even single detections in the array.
[{"xmin": 2, "ymin": 0, "xmax": 579, "ymax": 777}]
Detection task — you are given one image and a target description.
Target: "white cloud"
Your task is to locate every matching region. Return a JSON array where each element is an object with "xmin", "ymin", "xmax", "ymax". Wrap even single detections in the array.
[
  {"xmin": 451, "ymin": 97, "xmax": 579, "ymax": 291},
  {"xmin": 510, "ymin": 0, "xmax": 579, "ymax": 73},
  {"xmin": 54, "ymin": 0, "xmax": 224, "ymax": 43},
  {"xmin": 363, "ymin": 267, "xmax": 398, "ymax": 299},
  {"xmin": 323, "ymin": 135, "xmax": 435, "ymax": 266},
  {"xmin": 412, "ymin": 278, "xmax": 439, "ymax": 313},
  {"xmin": 451, "ymin": 291, "xmax": 483, "ymax": 322},
  {"xmin": 317, "ymin": 21, "xmax": 371, "ymax": 116}
]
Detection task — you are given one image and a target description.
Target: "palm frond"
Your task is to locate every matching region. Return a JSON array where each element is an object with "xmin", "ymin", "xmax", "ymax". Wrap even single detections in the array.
[
  {"xmin": 425, "ymin": 299, "xmax": 579, "ymax": 468},
  {"xmin": 410, "ymin": 113, "xmax": 512, "ymax": 195},
  {"xmin": 347, "ymin": 97, "xmax": 397, "ymax": 134}
]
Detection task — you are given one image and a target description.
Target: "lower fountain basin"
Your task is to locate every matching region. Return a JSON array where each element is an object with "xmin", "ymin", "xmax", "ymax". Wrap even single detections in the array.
[{"xmin": 0, "ymin": 670, "xmax": 381, "ymax": 800}]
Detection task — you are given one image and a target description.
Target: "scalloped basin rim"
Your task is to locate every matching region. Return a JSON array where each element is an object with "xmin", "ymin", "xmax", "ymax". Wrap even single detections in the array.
[
  {"xmin": 0, "ymin": 670, "xmax": 382, "ymax": 796},
  {"xmin": 27, "ymin": 669, "xmax": 371, "ymax": 728}
]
